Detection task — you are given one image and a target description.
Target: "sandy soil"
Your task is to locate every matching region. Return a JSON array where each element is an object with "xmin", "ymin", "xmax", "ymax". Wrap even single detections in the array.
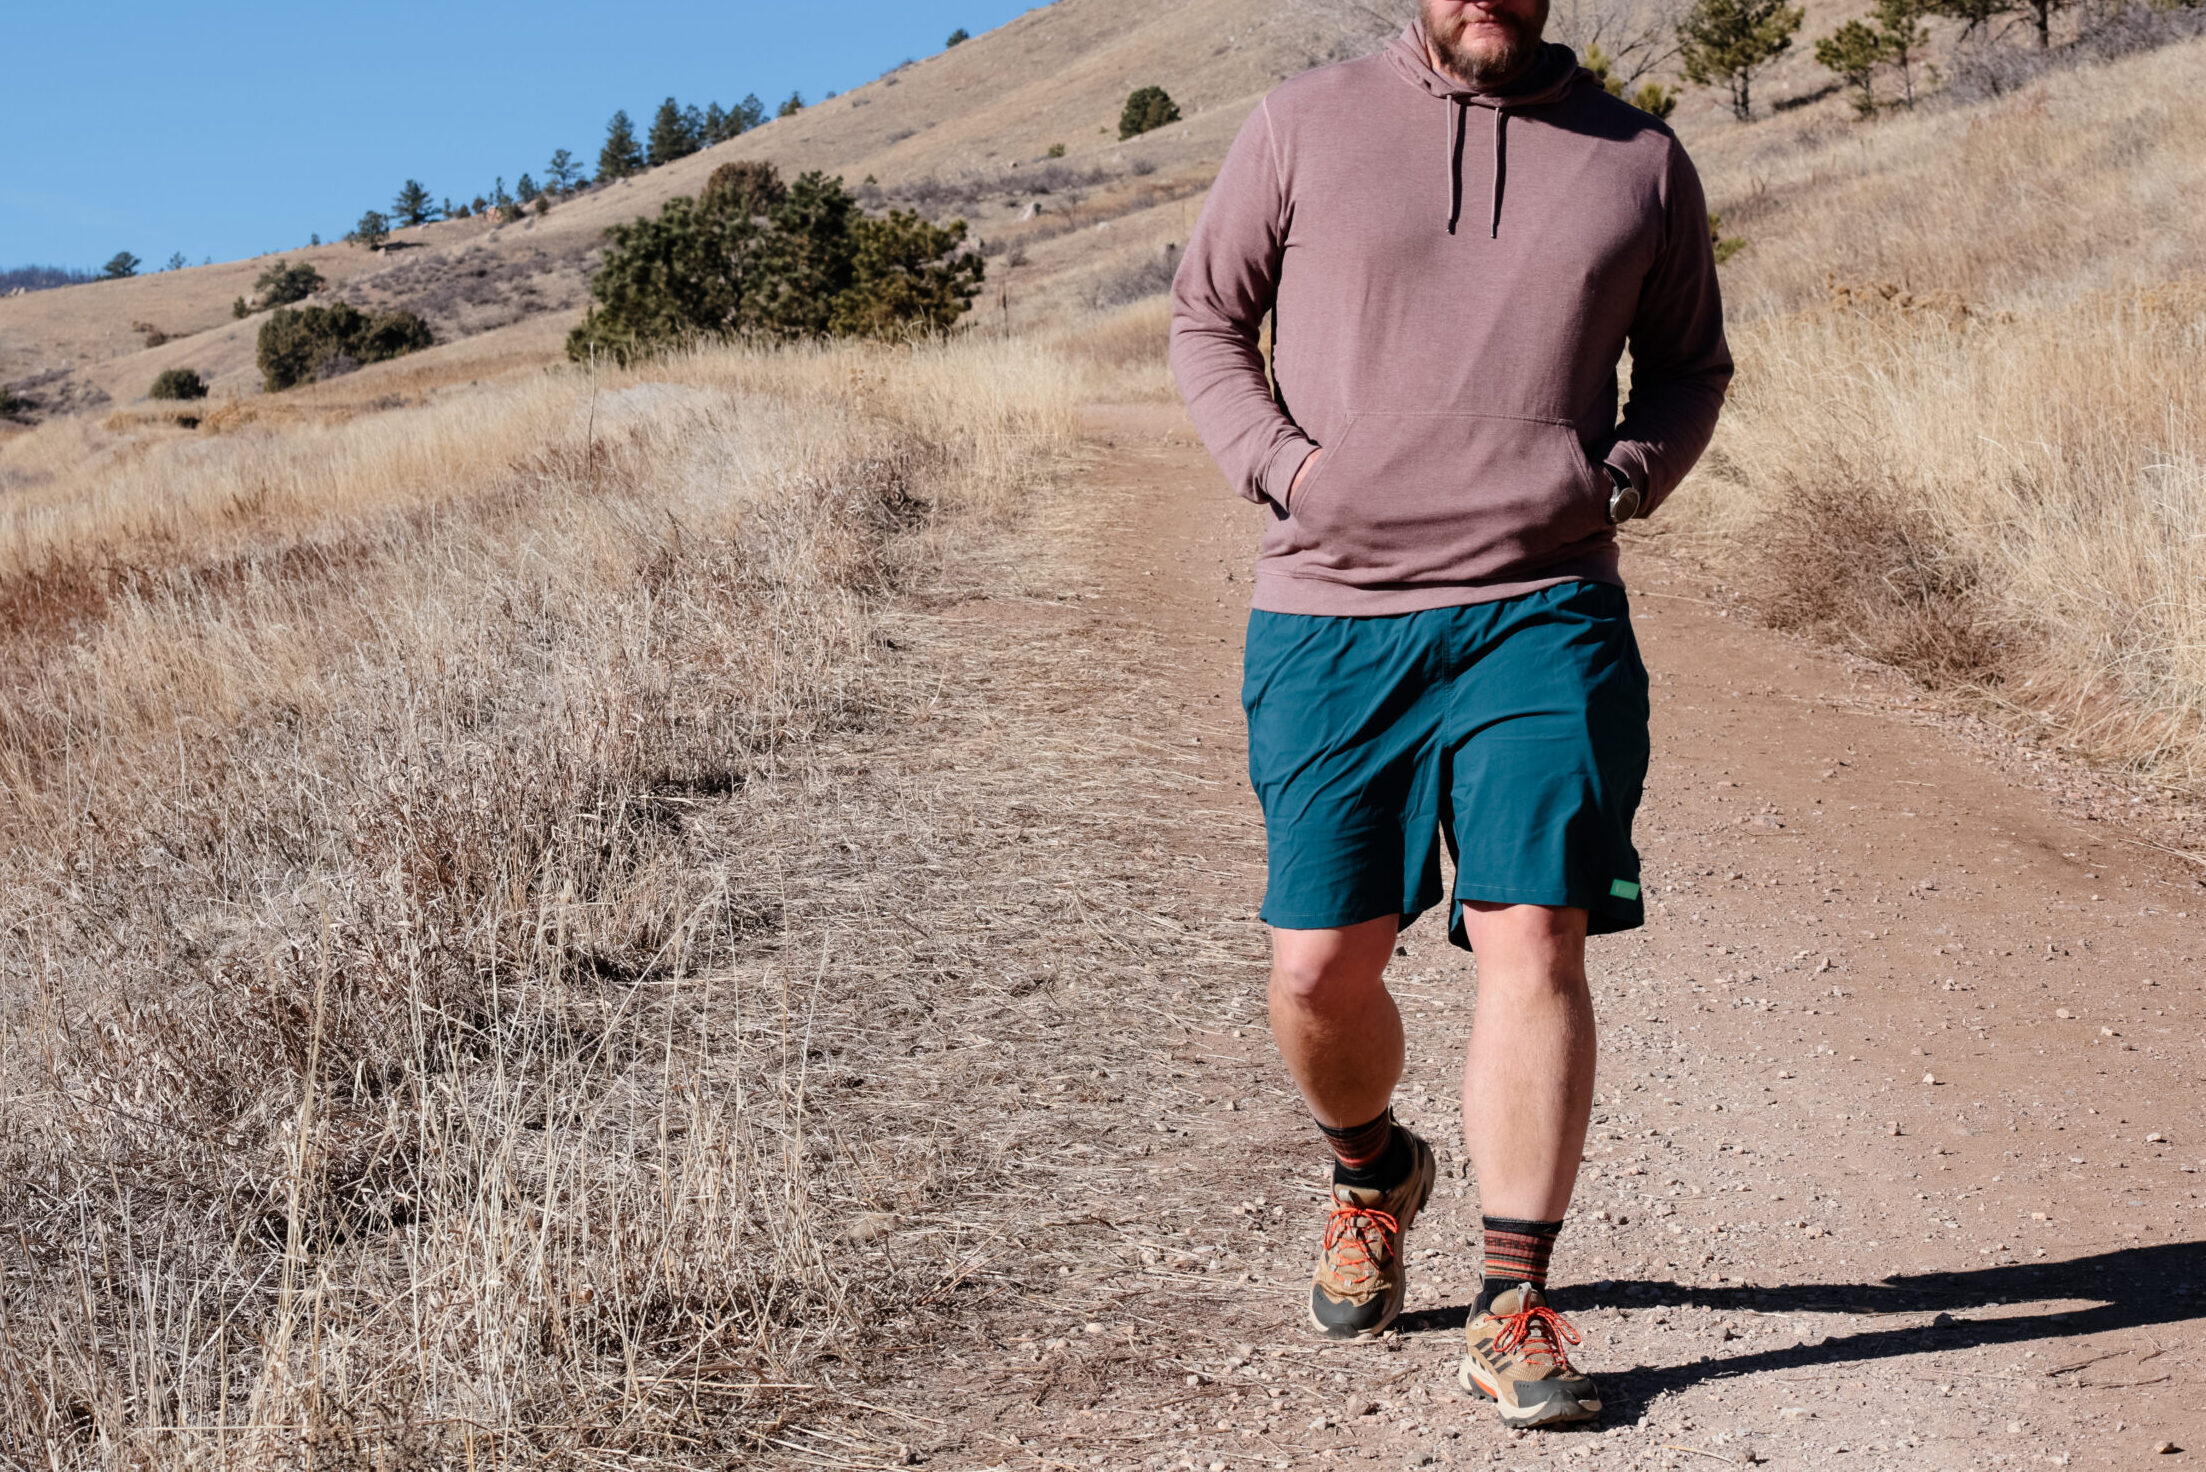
[{"xmin": 826, "ymin": 401, "xmax": 2206, "ymax": 1472}]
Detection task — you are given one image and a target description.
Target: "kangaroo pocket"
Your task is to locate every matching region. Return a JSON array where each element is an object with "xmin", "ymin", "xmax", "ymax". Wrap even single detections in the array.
[{"xmin": 1279, "ymin": 412, "xmax": 1611, "ymax": 584}]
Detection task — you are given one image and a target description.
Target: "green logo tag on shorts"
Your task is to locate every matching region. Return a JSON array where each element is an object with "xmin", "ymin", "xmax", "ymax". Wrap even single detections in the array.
[{"xmin": 1610, "ymin": 879, "xmax": 1642, "ymax": 901}]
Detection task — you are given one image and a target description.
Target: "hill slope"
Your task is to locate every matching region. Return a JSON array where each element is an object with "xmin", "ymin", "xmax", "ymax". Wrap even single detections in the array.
[{"xmin": 0, "ymin": 0, "xmax": 1325, "ymax": 414}]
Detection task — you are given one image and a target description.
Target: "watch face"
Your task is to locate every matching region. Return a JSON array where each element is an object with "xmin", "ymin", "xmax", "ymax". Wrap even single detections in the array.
[{"xmin": 1610, "ymin": 486, "xmax": 1642, "ymax": 523}]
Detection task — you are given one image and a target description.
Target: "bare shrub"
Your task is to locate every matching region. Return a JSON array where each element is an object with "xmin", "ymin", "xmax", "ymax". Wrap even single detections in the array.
[{"xmin": 1090, "ymin": 244, "xmax": 1182, "ymax": 310}]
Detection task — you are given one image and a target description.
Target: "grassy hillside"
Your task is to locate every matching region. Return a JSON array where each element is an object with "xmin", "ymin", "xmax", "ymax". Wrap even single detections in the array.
[{"xmin": 0, "ymin": 0, "xmax": 1325, "ymax": 414}]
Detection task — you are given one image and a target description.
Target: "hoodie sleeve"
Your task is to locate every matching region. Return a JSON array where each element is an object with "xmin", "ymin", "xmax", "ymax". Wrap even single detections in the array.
[
  {"xmin": 1603, "ymin": 139, "xmax": 1734, "ymax": 517},
  {"xmin": 1170, "ymin": 100, "xmax": 1319, "ymax": 509}
]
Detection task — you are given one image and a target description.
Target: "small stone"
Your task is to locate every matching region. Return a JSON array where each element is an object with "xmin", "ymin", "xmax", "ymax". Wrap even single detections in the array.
[
  {"xmin": 1932, "ymin": 1312, "xmax": 1955, "ymax": 1327},
  {"xmin": 1889, "ymin": 1122, "xmax": 1904, "ymax": 1137},
  {"xmin": 1185, "ymin": 1373, "xmax": 1207, "ymax": 1387},
  {"xmin": 2148, "ymin": 1133, "xmax": 2168, "ymax": 1144},
  {"xmin": 1780, "ymin": 1407, "xmax": 1812, "ymax": 1420},
  {"xmin": 2156, "ymin": 1441, "xmax": 2179, "ymax": 1454},
  {"xmin": 1350, "ymin": 1399, "xmax": 1378, "ymax": 1418},
  {"xmin": 844, "ymin": 1211, "xmax": 896, "ymax": 1242},
  {"xmin": 2009, "ymin": 1422, "xmax": 2027, "ymax": 1434},
  {"xmin": 1923, "ymin": 1073, "xmax": 1939, "ymax": 1085},
  {"xmin": 2056, "ymin": 1008, "xmax": 2074, "ymax": 1019},
  {"xmin": 1308, "ymin": 1416, "xmax": 1331, "ymax": 1431},
  {"xmin": 1235, "ymin": 1341, "xmax": 1257, "ymax": 1359},
  {"xmin": 1083, "ymin": 1321, "xmax": 1106, "ymax": 1335}
]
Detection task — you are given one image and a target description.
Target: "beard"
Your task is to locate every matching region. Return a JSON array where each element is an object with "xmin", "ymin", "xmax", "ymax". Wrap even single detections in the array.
[{"xmin": 1421, "ymin": 0, "xmax": 1552, "ymax": 90}]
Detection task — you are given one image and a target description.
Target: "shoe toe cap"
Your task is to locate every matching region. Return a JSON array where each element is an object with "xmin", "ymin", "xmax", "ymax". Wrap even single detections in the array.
[{"xmin": 1310, "ymin": 1283, "xmax": 1392, "ymax": 1339}]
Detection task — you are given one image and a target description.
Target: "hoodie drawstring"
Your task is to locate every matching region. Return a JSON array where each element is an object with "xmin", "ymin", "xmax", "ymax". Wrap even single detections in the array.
[
  {"xmin": 1446, "ymin": 99, "xmax": 1467, "ymax": 235},
  {"xmin": 1444, "ymin": 98, "xmax": 1508, "ymax": 239},
  {"xmin": 1490, "ymin": 108, "xmax": 1508, "ymax": 239}
]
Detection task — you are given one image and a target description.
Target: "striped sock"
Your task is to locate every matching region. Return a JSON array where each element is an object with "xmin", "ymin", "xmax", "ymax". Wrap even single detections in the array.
[
  {"xmin": 1476, "ymin": 1216, "xmax": 1563, "ymax": 1315},
  {"xmin": 1317, "ymin": 1109, "xmax": 1408, "ymax": 1190}
]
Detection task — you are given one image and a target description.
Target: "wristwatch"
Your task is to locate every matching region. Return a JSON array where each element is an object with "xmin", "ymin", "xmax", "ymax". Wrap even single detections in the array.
[{"xmin": 1603, "ymin": 462, "xmax": 1642, "ymax": 524}]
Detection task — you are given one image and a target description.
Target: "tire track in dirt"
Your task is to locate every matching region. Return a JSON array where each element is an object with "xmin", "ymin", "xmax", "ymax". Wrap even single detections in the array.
[{"xmin": 859, "ymin": 403, "xmax": 2205, "ymax": 1472}]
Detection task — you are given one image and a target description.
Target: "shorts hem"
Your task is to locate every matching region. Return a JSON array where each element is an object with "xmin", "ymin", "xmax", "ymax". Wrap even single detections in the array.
[
  {"xmin": 1258, "ymin": 900, "xmax": 1414, "ymax": 933},
  {"xmin": 1447, "ymin": 882, "xmax": 1644, "ymax": 950}
]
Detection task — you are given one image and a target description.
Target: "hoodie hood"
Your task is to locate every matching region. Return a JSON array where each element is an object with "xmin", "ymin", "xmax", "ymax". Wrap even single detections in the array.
[{"xmin": 1383, "ymin": 24, "xmax": 1589, "ymax": 236}]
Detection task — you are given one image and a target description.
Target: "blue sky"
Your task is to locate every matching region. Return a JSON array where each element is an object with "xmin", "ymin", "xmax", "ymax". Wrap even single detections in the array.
[{"xmin": 2, "ymin": 1, "xmax": 1039, "ymax": 270}]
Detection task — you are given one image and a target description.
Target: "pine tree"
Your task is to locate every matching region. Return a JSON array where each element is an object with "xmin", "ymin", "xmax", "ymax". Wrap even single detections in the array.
[
  {"xmin": 1814, "ymin": 20, "xmax": 1886, "ymax": 113},
  {"xmin": 777, "ymin": 91, "xmax": 806, "ymax": 118},
  {"xmin": 164, "ymin": 252, "xmax": 188, "ymax": 272},
  {"xmin": 1924, "ymin": 0, "xmax": 2015, "ymax": 34},
  {"xmin": 517, "ymin": 173, "xmax": 539, "ymax": 201},
  {"xmin": 1118, "ymin": 86, "xmax": 1182, "ymax": 140},
  {"xmin": 736, "ymin": 94, "xmax": 769, "ymax": 131},
  {"xmin": 548, "ymin": 149, "xmax": 583, "ymax": 191},
  {"xmin": 703, "ymin": 102, "xmax": 731, "ymax": 143},
  {"xmin": 648, "ymin": 97, "xmax": 701, "ymax": 167},
  {"xmin": 392, "ymin": 179, "xmax": 436, "ymax": 227},
  {"xmin": 946, "ymin": 26, "xmax": 971, "ymax": 45},
  {"xmin": 1874, "ymin": 0, "xmax": 1931, "ymax": 104},
  {"xmin": 351, "ymin": 212, "xmax": 390, "ymax": 250},
  {"xmin": 101, "ymin": 251, "xmax": 141, "ymax": 279},
  {"xmin": 1584, "ymin": 44, "xmax": 1681, "ymax": 116},
  {"xmin": 1678, "ymin": 0, "xmax": 1804, "ymax": 119},
  {"xmin": 599, "ymin": 110, "xmax": 645, "ymax": 181}
]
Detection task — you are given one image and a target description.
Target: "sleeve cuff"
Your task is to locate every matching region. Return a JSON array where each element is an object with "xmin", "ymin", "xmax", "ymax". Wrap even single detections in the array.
[{"xmin": 1262, "ymin": 436, "xmax": 1321, "ymax": 508}]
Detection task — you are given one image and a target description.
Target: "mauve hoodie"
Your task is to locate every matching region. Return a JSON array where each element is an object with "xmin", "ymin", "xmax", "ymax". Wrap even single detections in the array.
[{"xmin": 1170, "ymin": 24, "xmax": 1734, "ymax": 616}]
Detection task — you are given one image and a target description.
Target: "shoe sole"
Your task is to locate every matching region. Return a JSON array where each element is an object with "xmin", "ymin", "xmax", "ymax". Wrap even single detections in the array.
[
  {"xmin": 1458, "ymin": 1359, "xmax": 1603, "ymax": 1428},
  {"xmin": 1305, "ymin": 1138, "xmax": 1438, "ymax": 1342}
]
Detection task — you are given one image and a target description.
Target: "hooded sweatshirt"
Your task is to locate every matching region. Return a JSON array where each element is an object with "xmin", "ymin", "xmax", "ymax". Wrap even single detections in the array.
[{"xmin": 1170, "ymin": 25, "xmax": 1733, "ymax": 616}]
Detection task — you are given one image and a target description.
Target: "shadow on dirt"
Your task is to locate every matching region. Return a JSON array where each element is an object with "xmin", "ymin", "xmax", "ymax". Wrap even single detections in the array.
[{"xmin": 1394, "ymin": 1240, "xmax": 2206, "ymax": 1424}]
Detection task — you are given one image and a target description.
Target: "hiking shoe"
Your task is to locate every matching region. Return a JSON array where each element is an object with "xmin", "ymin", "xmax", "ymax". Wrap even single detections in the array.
[
  {"xmin": 1459, "ymin": 1285, "xmax": 1602, "ymax": 1427},
  {"xmin": 1306, "ymin": 1126, "xmax": 1436, "ymax": 1340}
]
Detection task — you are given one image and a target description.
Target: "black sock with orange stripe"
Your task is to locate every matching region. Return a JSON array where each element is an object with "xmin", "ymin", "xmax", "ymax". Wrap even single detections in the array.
[
  {"xmin": 1475, "ymin": 1216, "xmax": 1563, "ymax": 1315},
  {"xmin": 1318, "ymin": 1108, "xmax": 1412, "ymax": 1191}
]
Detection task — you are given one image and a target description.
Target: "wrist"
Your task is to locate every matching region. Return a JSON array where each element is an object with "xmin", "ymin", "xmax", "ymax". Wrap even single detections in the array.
[{"xmin": 1603, "ymin": 462, "xmax": 1641, "ymax": 524}]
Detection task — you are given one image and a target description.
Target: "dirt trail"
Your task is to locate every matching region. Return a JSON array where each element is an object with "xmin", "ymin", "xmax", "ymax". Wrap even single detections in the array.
[{"xmin": 875, "ymin": 403, "xmax": 2206, "ymax": 1472}]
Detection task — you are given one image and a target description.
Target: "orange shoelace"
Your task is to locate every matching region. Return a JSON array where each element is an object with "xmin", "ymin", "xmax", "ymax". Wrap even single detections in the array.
[
  {"xmin": 1491, "ymin": 1304, "xmax": 1583, "ymax": 1371},
  {"xmin": 1319, "ymin": 1205, "xmax": 1400, "ymax": 1287}
]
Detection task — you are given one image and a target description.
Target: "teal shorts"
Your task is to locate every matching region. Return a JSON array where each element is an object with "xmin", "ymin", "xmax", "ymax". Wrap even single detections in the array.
[{"xmin": 1242, "ymin": 581, "xmax": 1649, "ymax": 949}]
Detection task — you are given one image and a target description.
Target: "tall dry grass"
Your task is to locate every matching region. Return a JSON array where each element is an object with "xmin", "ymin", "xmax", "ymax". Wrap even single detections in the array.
[
  {"xmin": 0, "ymin": 337, "xmax": 1078, "ymax": 1465},
  {"xmin": 1668, "ymin": 280, "xmax": 2206, "ymax": 781}
]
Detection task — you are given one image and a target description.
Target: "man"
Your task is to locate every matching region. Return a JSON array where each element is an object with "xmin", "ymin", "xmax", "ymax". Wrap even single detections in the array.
[{"xmin": 1169, "ymin": 0, "xmax": 1732, "ymax": 1430}]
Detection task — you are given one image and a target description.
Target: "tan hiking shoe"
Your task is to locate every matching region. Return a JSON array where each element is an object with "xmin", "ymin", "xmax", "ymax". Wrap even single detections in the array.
[
  {"xmin": 1306, "ymin": 1126, "xmax": 1436, "ymax": 1340},
  {"xmin": 1459, "ymin": 1285, "xmax": 1602, "ymax": 1427}
]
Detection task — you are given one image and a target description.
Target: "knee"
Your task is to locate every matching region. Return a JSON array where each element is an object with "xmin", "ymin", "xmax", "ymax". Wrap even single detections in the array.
[
  {"xmin": 1270, "ymin": 928, "xmax": 1391, "ymax": 1012},
  {"xmin": 1462, "ymin": 903, "xmax": 1588, "ymax": 994}
]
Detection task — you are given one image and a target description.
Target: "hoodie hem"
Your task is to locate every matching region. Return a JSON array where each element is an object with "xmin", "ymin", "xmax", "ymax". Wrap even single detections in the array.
[{"xmin": 1250, "ymin": 555, "xmax": 1622, "ymax": 618}]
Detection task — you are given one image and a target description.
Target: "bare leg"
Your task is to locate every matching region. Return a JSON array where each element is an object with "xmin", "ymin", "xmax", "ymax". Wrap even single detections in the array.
[
  {"xmin": 1459, "ymin": 903, "xmax": 1596, "ymax": 1221},
  {"xmin": 1268, "ymin": 915, "xmax": 1403, "ymax": 1129}
]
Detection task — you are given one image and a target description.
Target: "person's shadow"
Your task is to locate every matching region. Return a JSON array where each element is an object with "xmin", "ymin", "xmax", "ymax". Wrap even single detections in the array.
[{"xmin": 1394, "ymin": 1239, "xmax": 2206, "ymax": 1425}]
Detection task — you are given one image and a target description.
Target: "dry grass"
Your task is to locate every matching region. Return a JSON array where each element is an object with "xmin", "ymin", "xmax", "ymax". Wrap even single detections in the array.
[
  {"xmin": 1049, "ymin": 297, "xmax": 1180, "ymax": 403},
  {"xmin": 1669, "ymin": 278, "xmax": 2206, "ymax": 782},
  {"xmin": 0, "ymin": 336, "xmax": 1082, "ymax": 1465}
]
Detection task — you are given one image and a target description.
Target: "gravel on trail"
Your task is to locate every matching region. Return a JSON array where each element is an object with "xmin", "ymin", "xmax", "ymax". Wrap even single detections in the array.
[{"xmin": 825, "ymin": 404, "xmax": 2205, "ymax": 1472}]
